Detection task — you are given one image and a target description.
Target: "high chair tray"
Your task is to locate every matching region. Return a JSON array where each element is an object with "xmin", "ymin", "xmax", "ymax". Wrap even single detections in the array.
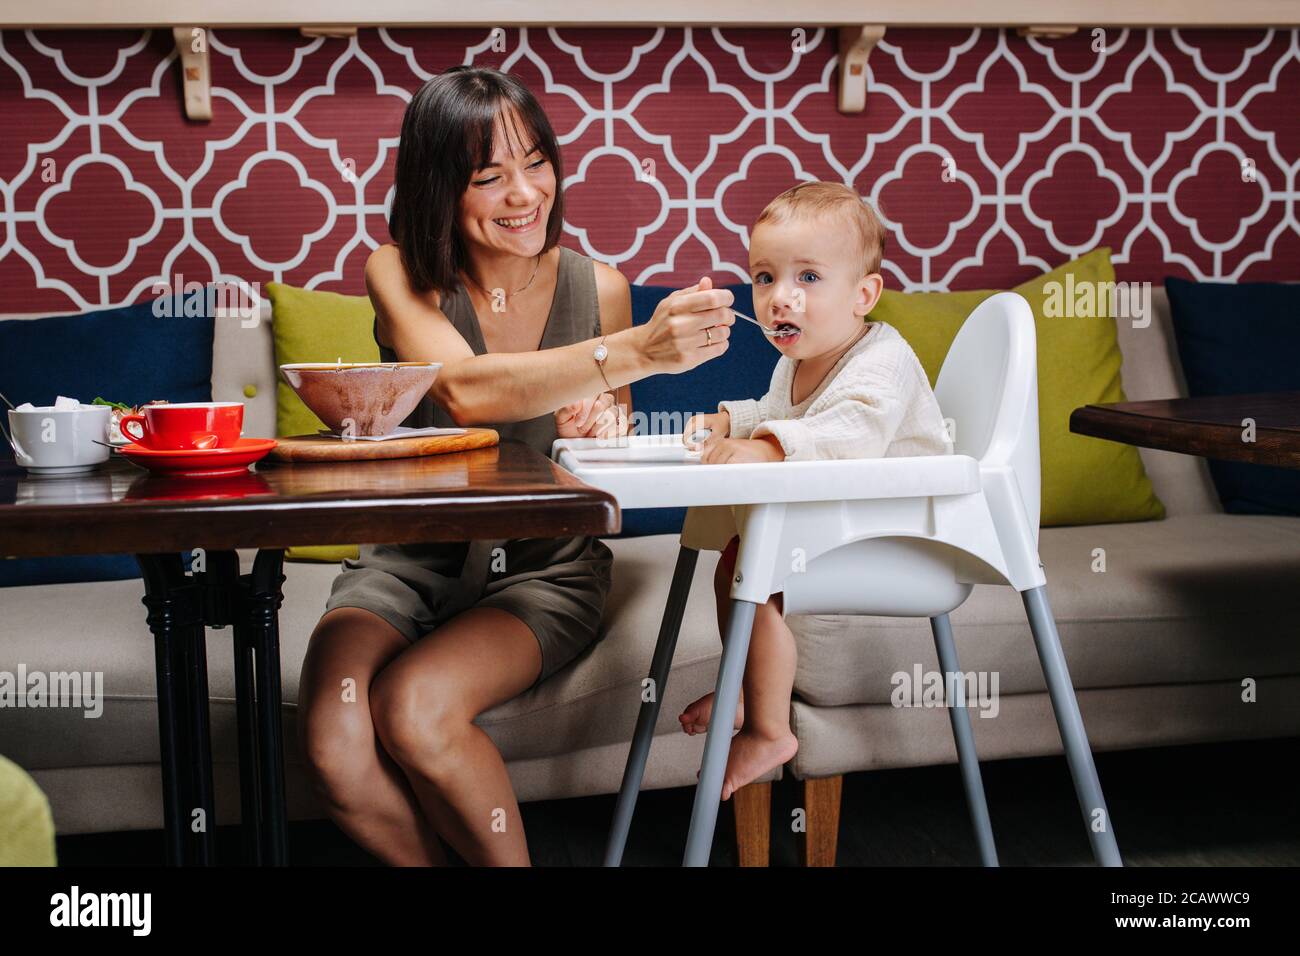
[{"xmin": 552, "ymin": 434, "xmax": 980, "ymax": 510}]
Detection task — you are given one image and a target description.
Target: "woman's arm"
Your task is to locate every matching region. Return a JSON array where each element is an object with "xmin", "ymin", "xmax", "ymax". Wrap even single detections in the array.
[
  {"xmin": 594, "ymin": 260, "xmax": 634, "ymax": 422},
  {"xmin": 367, "ymin": 245, "xmax": 731, "ymax": 426}
]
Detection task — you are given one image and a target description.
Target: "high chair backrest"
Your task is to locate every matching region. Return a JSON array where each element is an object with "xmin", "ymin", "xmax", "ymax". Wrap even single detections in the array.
[{"xmin": 933, "ymin": 292, "xmax": 1041, "ymax": 531}]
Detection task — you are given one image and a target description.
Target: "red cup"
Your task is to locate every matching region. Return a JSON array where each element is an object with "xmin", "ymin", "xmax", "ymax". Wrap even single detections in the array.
[{"xmin": 118, "ymin": 402, "xmax": 244, "ymax": 450}]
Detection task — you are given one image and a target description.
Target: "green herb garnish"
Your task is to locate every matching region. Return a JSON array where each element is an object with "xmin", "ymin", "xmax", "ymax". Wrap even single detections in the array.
[{"xmin": 91, "ymin": 396, "xmax": 132, "ymax": 412}]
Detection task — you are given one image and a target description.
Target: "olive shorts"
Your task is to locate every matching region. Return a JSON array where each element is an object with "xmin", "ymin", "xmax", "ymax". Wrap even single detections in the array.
[{"xmin": 325, "ymin": 534, "xmax": 614, "ymax": 691}]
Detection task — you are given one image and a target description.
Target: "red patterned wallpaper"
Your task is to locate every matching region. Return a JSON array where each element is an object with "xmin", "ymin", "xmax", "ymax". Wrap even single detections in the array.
[{"xmin": 1, "ymin": 26, "xmax": 1297, "ymax": 314}]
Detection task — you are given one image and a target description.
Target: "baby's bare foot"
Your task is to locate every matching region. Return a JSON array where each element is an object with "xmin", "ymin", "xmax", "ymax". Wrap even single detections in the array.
[
  {"xmin": 720, "ymin": 728, "xmax": 798, "ymax": 801},
  {"xmin": 678, "ymin": 691, "xmax": 744, "ymax": 735}
]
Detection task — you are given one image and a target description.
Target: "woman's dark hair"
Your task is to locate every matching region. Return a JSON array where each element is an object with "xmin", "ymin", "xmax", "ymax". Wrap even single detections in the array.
[{"xmin": 389, "ymin": 66, "xmax": 565, "ymax": 296}]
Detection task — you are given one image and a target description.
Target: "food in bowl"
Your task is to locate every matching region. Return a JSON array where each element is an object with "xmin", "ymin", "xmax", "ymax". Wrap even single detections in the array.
[{"xmin": 279, "ymin": 362, "xmax": 442, "ymax": 437}]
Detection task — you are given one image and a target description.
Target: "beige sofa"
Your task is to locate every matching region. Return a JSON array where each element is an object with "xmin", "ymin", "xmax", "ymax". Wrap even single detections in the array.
[{"xmin": 3, "ymin": 287, "xmax": 1299, "ymax": 864}]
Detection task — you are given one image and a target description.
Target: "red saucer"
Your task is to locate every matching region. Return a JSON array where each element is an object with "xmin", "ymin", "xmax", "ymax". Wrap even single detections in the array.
[{"xmin": 118, "ymin": 437, "xmax": 278, "ymax": 477}]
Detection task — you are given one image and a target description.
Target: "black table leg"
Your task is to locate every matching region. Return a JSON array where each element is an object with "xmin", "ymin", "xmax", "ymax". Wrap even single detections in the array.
[
  {"xmin": 137, "ymin": 553, "xmax": 208, "ymax": 866},
  {"xmin": 232, "ymin": 614, "xmax": 264, "ymax": 865},
  {"xmin": 204, "ymin": 551, "xmax": 264, "ymax": 865},
  {"xmin": 184, "ymin": 600, "xmax": 217, "ymax": 866},
  {"xmin": 137, "ymin": 547, "xmax": 288, "ymax": 866},
  {"xmin": 244, "ymin": 548, "xmax": 288, "ymax": 865}
]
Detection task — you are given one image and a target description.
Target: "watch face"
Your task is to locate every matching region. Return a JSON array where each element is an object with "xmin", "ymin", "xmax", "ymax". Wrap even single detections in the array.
[{"xmin": 594, "ymin": 344, "xmax": 608, "ymax": 361}]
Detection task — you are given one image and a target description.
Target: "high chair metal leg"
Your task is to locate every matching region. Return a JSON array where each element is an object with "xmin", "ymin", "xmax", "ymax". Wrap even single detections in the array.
[
  {"xmin": 604, "ymin": 545, "xmax": 700, "ymax": 866},
  {"xmin": 1022, "ymin": 586, "xmax": 1123, "ymax": 867},
  {"xmin": 683, "ymin": 597, "xmax": 758, "ymax": 866},
  {"xmin": 930, "ymin": 614, "xmax": 998, "ymax": 866}
]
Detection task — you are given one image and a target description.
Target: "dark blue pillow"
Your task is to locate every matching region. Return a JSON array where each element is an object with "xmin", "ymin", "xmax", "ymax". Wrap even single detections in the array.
[
  {"xmin": 1165, "ymin": 276, "xmax": 1300, "ymax": 516},
  {"xmin": 609, "ymin": 283, "xmax": 780, "ymax": 538},
  {"xmin": 0, "ymin": 289, "xmax": 216, "ymax": 586}
]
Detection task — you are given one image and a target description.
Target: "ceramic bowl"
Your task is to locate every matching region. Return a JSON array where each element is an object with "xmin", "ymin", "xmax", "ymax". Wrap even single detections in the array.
[{"xmin": 278, "ymin": 362, "xmax": 441, "ymax": 437}]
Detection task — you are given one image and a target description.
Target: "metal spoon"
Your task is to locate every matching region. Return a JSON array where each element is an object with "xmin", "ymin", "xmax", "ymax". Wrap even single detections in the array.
[{"xmin": 730, "ymin": 309, "xmax": 799, "ymax": 338}]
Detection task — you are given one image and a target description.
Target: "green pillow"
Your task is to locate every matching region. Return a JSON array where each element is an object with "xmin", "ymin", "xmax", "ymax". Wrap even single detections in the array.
[
  {"xmin": 0, "ymin": 755, "xmax": 56, "ymax": 866},
  {"xmin": 871, "ymin": 248, "xmax": 1164, "ymax": 527},
  {"xmin": 267, "ymin": 281, "xmax": 379, "ymax": 562}
]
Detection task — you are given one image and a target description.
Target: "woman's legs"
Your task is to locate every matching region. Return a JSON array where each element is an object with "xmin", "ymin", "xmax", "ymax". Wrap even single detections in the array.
[
  {"xmin": 369, "ymin": 606, "xmax": 544, "ymax": 867},
  {"xmin": 298, "ymin": 607, "xmax": 450, "ymax": 865}
]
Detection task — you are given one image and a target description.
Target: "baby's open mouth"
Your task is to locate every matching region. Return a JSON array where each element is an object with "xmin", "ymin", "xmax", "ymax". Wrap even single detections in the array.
[{"xmin": 771, "ymin": 322, "xmax": 800, "ymax": 338}]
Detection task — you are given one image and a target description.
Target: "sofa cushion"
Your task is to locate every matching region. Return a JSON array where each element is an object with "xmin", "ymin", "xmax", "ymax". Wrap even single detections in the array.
[
  {"xmin": 0, "ymin": 555, "xmax": 137, "ymax": 588},
  {"xmin": 1111, "ymin": 286, "xmax": 1220, "ymax": 517},
  {"xmin": 210, "ymin": 301, "xmax": 277, "ymax": 439},
  {"xmin": 870, "ymin": 248, "xmax": 1164, "ymax": 526},
  {"xmin": 0, "ymin": 534, "xmax": 742, "ymax": 775},
  {"xmin": 790, "ymin": 514, "xmax": 1300, "ymax": 706},
  {"xmin": 265, "ymin": 282, "xmax": 379, "ymax": 563},
  {"xmin": 788, "ymin": 676, "xmax": 1300, "ymax": 779},
  {"xmin": 266, "ymin": 283, "xmax": 380, "ymax": 439},
  {"xmin": 0, "ymin": 755, "xmax": 56, "ymax": 865},
  {"xmin": 1165, "ymin": 276, "xmax": 1300, "ymax": 517},
  {"xmin": 0, "ymin": 291, "xmax": 215, "ymax": 587}
]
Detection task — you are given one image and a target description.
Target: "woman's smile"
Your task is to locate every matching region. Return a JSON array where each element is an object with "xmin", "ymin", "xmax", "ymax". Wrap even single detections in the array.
[{"xmin": 492, "ymin": 205, "xmax": 542, "ymax": 232}]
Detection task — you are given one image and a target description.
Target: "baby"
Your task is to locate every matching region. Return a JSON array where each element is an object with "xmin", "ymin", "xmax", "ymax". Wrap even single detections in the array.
[{"xmin": 678, "ymin": 181, "xmax": 951, "ymax": 799}]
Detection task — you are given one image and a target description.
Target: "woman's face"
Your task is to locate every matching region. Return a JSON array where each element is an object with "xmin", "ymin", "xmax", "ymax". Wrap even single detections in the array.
[{"xmin": 457, "ymin": 108, "xmax": 557, "ymax": 260}]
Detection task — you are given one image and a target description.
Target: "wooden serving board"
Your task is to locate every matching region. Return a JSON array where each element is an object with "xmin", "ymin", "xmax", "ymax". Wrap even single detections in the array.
[{"xmin": 268, "ymin": 428, "xmax": 500, "ymax": 462}]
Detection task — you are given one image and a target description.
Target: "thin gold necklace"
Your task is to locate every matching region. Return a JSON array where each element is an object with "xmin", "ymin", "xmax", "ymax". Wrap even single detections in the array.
[{"xmin": 465, "ymin": 253, "xmax": 541, "ymax": 303}]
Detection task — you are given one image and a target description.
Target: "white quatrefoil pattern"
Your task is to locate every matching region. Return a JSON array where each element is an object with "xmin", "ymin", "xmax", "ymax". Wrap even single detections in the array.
[{"xmin": 0, "ymin": 26, "xmax": 1296, "ymax": 312}]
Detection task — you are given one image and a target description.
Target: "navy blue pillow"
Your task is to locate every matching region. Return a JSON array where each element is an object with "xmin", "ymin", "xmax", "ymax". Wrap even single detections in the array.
[
  {"xmin": 0, "ymin": 290, "xmax": 216, "ymax": 586},
  {"xmin": 609, "ymin": 283, "xmax": 781, "ymax": 538},
  {"xmin": 1165, "ymin": 276, "xmax": 1300, "ymax": 516}
]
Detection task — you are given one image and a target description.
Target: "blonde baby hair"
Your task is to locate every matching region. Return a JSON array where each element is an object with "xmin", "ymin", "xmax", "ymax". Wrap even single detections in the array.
[{"xmin": 754, "ymin": 181, "xmax": 887, "ymax": 276}]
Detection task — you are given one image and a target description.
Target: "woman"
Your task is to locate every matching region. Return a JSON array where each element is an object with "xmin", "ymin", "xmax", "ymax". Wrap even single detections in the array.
[{"xmin": 298, "ymin": 65, "xmax": 735, "ymax": 866}]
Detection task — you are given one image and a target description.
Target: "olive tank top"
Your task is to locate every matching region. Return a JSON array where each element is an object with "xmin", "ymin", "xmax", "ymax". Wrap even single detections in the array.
[{"xmin": 376, "ymin": 244, "xmax": 600, "ymax": 450}]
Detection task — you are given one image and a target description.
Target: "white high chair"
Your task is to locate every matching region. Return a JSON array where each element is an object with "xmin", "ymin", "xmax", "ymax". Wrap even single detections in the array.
[{"xmin": 553, "ymin": 292, "xmax": 1122, "ymax": 867}]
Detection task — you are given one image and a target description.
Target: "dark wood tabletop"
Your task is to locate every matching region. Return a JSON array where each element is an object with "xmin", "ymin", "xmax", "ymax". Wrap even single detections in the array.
[
  {"xmin": 1070, "ymin": 391, "xmax": 1300, "ymax": 469},
  {"xmin": 0, "ymin": 439, "xmax": 620, "ymax": 558}
]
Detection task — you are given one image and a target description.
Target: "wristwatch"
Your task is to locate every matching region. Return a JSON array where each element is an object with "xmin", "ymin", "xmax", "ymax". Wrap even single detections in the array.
[{"xmin": 593, "ymin": 334, "xmax": 612, "ymax": 392}]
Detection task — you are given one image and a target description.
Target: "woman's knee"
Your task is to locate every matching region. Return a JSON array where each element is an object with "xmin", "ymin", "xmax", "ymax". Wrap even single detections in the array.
[
  {"xmin": 300, "ymin": 705, "xmax": 378, "ymax": 808},
  {"xmin": 369, "ymin": 664, "xmax": 471, "ymax": 771},
  {"xmin": 298, "ymin": 609, "xmax": 404, "ymax": 804}
]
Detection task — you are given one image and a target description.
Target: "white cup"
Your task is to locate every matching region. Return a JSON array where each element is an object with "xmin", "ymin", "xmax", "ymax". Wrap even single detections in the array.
[{"xmin": 5, "ymin": 404, "xmax": 112, "ymax": 475}]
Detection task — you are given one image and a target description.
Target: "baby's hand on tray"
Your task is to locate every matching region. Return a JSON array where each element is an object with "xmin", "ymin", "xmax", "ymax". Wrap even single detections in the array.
[
  {"xmin": 696, "ymin": 435, "xmax": 785, "ymax": 464},
  {"xmin": 556, "ymin": 392, "xmax": 627, "ymax": 440},
  {"xmin": 682, "ymin": 410, "xmax": 730, "ymax": 450}
]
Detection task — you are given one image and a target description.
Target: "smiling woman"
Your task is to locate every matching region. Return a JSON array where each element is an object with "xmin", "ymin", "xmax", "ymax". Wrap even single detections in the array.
[
  {"xmin": 386, "ymin": 66, "xmax": 568, "ymax": 298},
  {"xmin": 297, "ymin": 65, "xmax": 739, "ymax": 869}
]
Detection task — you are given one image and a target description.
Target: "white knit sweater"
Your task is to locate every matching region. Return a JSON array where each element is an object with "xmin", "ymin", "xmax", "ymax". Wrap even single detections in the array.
[{"xmin": 717, "ymin": 320, "xmax": 952, "ymax": 461}]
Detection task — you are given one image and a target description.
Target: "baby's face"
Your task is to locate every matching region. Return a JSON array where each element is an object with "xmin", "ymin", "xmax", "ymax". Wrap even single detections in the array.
[{"xmin": 748, "ymin": 216, "xmax": 882, "ymax": 359}]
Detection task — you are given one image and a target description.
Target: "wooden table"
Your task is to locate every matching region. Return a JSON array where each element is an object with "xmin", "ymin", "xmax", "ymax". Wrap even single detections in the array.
[
  {"xmin": 0, "ymin": 440, "xmax": 618, "ymax": 866},
  {"xmin": 1070, "ymin": 392, "xmax": 1300, "ymax": 469}
]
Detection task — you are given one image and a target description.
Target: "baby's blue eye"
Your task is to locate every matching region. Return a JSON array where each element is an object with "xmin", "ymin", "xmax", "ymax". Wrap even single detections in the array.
[
  {"xmin": 754, "ymin": 272, "xmax": 772, "ymax": 285},
  {"xmin": 799, "ymin": 270, "xmax": 820, "ymax": 283}
]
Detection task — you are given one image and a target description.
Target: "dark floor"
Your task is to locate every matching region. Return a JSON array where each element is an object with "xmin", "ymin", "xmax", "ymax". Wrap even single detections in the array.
[{"xmin": 56, "ymin": 735, "xmax": 1300, "ymax": 866}]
